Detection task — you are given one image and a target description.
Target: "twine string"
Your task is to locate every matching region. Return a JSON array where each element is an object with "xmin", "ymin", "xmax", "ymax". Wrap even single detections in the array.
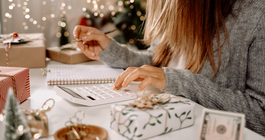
[{"xmin": 2, "ymin": 33, "xmax": 45, "ymax": 66}]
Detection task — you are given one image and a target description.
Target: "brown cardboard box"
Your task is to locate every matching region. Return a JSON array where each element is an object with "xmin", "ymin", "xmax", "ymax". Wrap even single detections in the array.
[
  {"xmin": 0, "ymin": 33, "xmax": 46, "ymax": 68},
  {"xmin": 46, "ymin": 47, "xmax": 91, "ymax": 64}
]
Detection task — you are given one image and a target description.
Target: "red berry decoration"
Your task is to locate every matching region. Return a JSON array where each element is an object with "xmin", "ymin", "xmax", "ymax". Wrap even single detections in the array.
[{"xmin": 12, "ymin": 32, "xmax": 19, "ymax": 37}]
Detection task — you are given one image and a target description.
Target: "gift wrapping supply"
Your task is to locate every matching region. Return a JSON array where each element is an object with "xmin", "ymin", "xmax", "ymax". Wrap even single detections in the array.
[
  {"xmin": 0, "ymin": 33, "xmax": 46, "ymax": 68},
  {"xmin": 0, "ymin": 74, "xmax": 17, "ymax": 95},
  {"xmin": 5, "ymin": 46, "xmax": 9, "ymax": 66},
  {"xmin": 0, "ymin": 67, "xmax": 30, "ymax": 112}
]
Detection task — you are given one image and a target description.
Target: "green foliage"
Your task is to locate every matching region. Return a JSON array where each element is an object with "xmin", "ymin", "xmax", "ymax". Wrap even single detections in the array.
[
  {"xmin": 59, "ymin": 15, "xmax": 69, "ymax": 46},
  {"xmin": 175, "ymin": 110, "xmax": 193, "ymax": 129},
  {"xmin": 3, "ymin": 89, "xmax": 32, "ymax": 140},
  {"xmin": 34, "ymin": 115, "xmax": 41, "ymax": 121},
  {"xmin": 112, "ymin": 0, "xmax": 148, "ymax": 50}
]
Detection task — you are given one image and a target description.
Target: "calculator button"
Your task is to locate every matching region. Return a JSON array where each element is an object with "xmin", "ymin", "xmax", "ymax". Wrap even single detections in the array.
[
  {"xmin": 112, "ymin": 94, "xmax": 121, "ymax": 97},
  {"xmin": 104, "ymin": 95, "xmax": 112, "ymax": 99},
  {"xmin": 99, "ymin": 93, "xmax": 108, "ymax": 96}
]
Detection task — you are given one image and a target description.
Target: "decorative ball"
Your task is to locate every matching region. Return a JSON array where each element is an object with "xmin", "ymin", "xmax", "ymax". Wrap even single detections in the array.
[{"xmin": 12, "ymin": 32, "xmax": 19, "ymax": 37}]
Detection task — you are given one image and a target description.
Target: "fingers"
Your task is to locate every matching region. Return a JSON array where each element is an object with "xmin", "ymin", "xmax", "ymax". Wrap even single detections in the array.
[
  {"xmin": 77, "ymin": 41, "xmax": 100, "ymax": 60},
  {"xmin": 138, "ymin": 77, "xmax": 153, "ymax": 91},
  {"xmin": 122, "ymin": 68, "xmax": 150, "ymax": 87},
  {"xmin": 81, "ymin": 32, "xmax": 111, "ymax": 50},
  {"xmin": 73, "ymin": 26, "xmax": 112, "ymax": 59},
  {"xmin": 73, "ymin": 25, "xmax": 100, "ymax": 39},
  {"xmin": 114, "ymin": 67, "xmax": 137, "ymax": 88},
  {"xmin": 73, "ymin": 26, "xmax": 81, "ymax": 39},
  {"xmin": 113, "ymin": 84, "xmax": 122, "ymax": 90},
  {"xmin": 114, "ymin": 65, "xmax": 166, "ymax": 91}
]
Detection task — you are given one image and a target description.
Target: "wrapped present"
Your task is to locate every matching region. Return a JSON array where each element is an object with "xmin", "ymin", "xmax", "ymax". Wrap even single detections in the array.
[
  {"xmin": 46, "ymin": 44, "xmax": 91, "ymax": 64},
  {"xmin": 0, "ymin": 33, "xmax": 46, "ymax": 68},
  {"xmin": 0, "ymin": 67, "xmax": 30, "ymax": 113},
  {"xmin": 110, "ymin": 93, "xmax": 195, "ymax": 140}
]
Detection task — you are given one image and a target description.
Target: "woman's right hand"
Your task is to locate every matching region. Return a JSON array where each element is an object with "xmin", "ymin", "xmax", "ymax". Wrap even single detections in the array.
[{"xmin": 73, "ymin": 25, "xmax": 112, "ymax": 60}]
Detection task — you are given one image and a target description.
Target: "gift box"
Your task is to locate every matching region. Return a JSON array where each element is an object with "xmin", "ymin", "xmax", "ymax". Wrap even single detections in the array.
[
  {"xmin": 0, "ymin": 33, "xmax": 46, "ymax": 68},
  {"xmin": 46, "ymin": 46, "xmax": 91, "ymax": 64},
  {"xmin": 0, "ymin": 67, "xmax": 30, "ymax": 113},
  {"xmin": 110, "ymin": 94, "xmax": 195, "ymax": 140}
]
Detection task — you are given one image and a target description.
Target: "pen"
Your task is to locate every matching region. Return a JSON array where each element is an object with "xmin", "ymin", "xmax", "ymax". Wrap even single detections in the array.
[{"xmin": 73, "ymin": 28, "xmax": 118, "ymax": 43}]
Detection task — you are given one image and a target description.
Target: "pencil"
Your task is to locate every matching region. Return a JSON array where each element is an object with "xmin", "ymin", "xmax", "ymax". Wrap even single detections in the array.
[
  {"xmin": 73, "ymin": 28, "xmax": 118, "ymax": 43},
  {"xmin": 103, "ymin": 28, "xmax": 118, "ymax": 34}
]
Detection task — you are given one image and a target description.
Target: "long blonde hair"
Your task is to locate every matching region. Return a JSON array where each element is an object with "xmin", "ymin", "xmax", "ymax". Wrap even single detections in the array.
[{"xmin": 144, "ymin": 0, "xmax": 236, "ymax": 75}]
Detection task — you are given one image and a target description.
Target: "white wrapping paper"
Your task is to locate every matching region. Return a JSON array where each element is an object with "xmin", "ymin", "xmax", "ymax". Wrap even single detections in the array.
[{"xmin": 110, "ymin": 96, "xmax": 195, "ymax": 140}]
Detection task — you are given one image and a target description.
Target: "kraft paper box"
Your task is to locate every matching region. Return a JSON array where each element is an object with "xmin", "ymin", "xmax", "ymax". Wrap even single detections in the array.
[
  {"xmin": 0, "ymin": 33, "xmax": 46, "ymax": 68},
  {"xmin": 110, "ymin": 96, "xmax": 195, "ymax": 140},
  {"xmin": 46, "ymin": 46, "xmax": 91, "ymax": 64},
  {"xmin": 0, "ymin": 67, "xmax": 30, "ymax": 113}
]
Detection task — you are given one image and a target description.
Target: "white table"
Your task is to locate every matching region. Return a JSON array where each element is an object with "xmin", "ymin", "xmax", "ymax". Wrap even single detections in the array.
[{"xmin": 1, "ymin": 59, "xmax": 265, "ymax": 140}]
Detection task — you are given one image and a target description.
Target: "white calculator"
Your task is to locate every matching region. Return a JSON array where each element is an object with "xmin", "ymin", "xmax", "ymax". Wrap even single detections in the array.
[{"xmin": 53, "ymin": 84, "xmax": 137, "ymax": 106}]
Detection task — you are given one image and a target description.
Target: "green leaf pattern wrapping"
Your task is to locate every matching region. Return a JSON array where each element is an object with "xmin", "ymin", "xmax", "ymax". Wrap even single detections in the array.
[{"xmin": 110, "ymin": 98, "xmax": 194, "ymax": 140}]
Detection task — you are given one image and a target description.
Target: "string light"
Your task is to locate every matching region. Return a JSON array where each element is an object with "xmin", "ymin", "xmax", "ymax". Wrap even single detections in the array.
[
  {"xmin": 130, "ymin": 5, "xmax": 134, "ymax": 9},
  {"xmin": 18, "ymin": 125, "xmax": 24, "ymax": 133},
  {"xmin": 9, "ymin": 5, "xmax": 14, "ymax": 10},
  {"xmin": 131, "ymin": 25, "xmax": 136, "ymax": 30},
  {"xmin": 34, "ymin": 133, "xmax": 41, "ymax": 139},
  {"xmin": 3, "ymin": 0, "xmax": 119, "ymax": 36},
  {"xmin": 129, "ymin": 39, "xmax": 134, "ymax": 44},
  {"xmin": 56, "ymin": 32, "xmax": 61, "ymax": 38},
  {"xmin": 109, "ymin": 5, "xmax": 114, "ymax": 11},
  {"xmin": 0, "ymin": 114, "xmax": 4, "ymax": 122}
]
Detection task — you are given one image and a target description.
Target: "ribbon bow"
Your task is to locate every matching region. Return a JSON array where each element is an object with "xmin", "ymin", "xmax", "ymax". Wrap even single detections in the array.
[
  {"xmin": 117, "ymin": 92, "xmax": 174, "ymax": 135},
  {"xmin": 129, "ymin": 92, "xmax": 171, "ymax": 110}
]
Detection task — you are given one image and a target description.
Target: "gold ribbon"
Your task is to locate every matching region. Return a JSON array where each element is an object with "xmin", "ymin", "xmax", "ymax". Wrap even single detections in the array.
[{"xmin": 117, "ymin": 92, "xmax": 172, "ymax": 135}]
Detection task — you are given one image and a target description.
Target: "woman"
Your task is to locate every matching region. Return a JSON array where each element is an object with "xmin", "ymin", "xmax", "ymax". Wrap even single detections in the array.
[{"xmin": 73, "ymin": 0, "xmax": 265, "ymax": 136}]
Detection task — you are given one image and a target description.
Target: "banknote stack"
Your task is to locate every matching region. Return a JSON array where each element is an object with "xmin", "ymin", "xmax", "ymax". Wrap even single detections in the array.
[{"xmin": 199, "ymin": 109, "xmax": 245, "ymax": 140}]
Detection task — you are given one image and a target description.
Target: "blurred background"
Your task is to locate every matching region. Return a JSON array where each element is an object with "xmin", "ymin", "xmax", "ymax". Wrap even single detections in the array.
[{"xmin": 0, "ymin": 0, "xmax": 148, "ymax": 50}]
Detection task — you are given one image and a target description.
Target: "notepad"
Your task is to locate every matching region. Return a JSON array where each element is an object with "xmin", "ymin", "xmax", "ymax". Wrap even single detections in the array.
[{"xmin": 46, "ymin": 65, "xmax": 124, "ymax": 85}]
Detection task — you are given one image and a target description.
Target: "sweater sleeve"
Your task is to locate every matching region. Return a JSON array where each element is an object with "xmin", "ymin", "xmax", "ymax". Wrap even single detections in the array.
[
  {"xmin": 162, "ymin": 13, "xmax": 265, "ymax": 135},
  {"xmin": 98, "ymin": 39, "xmax": 154, "ymax": 68}
]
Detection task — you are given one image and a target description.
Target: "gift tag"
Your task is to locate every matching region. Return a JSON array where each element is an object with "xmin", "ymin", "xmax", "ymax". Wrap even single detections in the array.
[
  {"xmin": 3, "ymin": 37, "xmax": 30, "ymax": 44},
  {"xmin": 199, "ymin": 108, "xmax": 245, "ymax": 140},
  {"xmin": 3, "ymin": 37, "xmax": 21, "ymax": 43}
]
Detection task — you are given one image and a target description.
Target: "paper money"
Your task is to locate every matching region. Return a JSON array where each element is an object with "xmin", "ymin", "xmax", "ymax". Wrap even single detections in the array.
[{"xmin": 199, "ymin": 109, "xmax": 245, "ymax": 140}]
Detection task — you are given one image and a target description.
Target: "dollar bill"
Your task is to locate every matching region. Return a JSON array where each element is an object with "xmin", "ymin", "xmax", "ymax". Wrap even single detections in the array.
[{"xmin": 199, "ymin": 109, "xmax": 245, "ymax": 140}]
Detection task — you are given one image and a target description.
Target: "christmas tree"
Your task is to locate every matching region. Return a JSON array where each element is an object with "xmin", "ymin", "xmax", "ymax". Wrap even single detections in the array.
[
  {"xmin": 112, "ymin": 0, "xmax": 147, "ymax": 50},
  {"xmin": 3, "ymin": 88, "xmax": 32, "ymax": 140},
  {"xmin": 59, "ymin": 14, "xmax": 69, "ymax": 46}
]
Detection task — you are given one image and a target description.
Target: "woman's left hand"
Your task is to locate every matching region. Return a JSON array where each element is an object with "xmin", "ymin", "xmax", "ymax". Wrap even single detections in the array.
[{"xmin": 113, "ymin": 65, "xmax": 166, "ymax": 91}]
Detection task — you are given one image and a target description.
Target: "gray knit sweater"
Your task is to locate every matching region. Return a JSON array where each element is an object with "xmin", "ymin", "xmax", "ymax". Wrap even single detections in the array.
[{"xmin": 99, "ymin": 0, "xmax": 265, "ymax": 136}]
